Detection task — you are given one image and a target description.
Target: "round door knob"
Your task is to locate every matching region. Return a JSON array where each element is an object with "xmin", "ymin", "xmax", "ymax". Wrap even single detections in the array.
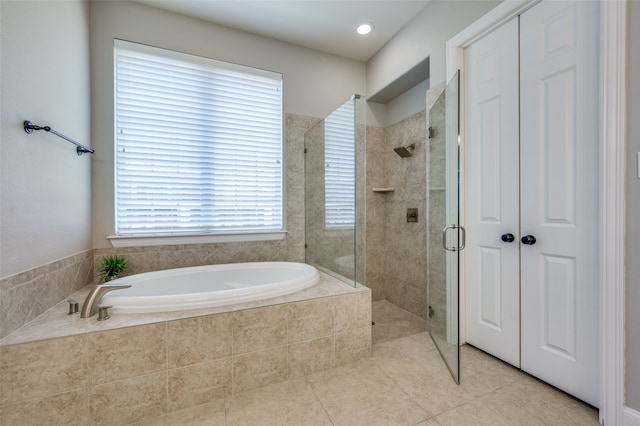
[
  {"xmin": 501, "ymin": 233, "xmax": 515, "ymax": 243},
  {"xmin": 521, "ymin": 235, "xmax": 537, "ymax": 245}
]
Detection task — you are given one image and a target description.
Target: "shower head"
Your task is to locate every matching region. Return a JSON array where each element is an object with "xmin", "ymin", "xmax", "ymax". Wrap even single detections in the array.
[{"xmin": 394, "ymin": 144, "xmax": 415, "ymax": 158}]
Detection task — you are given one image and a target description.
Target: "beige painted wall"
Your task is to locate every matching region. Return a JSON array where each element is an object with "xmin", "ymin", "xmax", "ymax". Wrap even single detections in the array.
[
  {"xmin": 626, "ymin": 0, "xmax": 640, "ymax": 411},
  {"xmin": 0, "ymin": 0, "xmax": 92, "ymax": 278},
  {"xmin": 89, "ymin": 0, "xmax": 366, "ymax": 248},
  {"xmin": 366, "ymin": 0, "xmax": 501, "ymax": 97}
]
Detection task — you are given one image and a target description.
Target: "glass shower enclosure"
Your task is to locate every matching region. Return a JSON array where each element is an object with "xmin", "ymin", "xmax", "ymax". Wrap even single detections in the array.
[
  {"xmin": 304, "ymin": 95, "xmax": 366, "ymax": 287},
  {"xmin": 428, "ymin": 71, "xmax": 462, "ymax": 383}
]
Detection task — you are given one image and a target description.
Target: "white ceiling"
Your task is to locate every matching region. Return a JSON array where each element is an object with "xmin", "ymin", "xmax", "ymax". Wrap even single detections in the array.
[{"xmin": 133, "ymin": 0, "xmax": 431, "ymax": 62}]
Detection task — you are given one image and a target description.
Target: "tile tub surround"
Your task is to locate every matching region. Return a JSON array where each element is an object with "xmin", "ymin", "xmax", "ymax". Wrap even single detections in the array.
[
  {"xmin": 0, "ymin": 249, "xmax": 94, "ymax": 340},
  {"xmin": 0, "ymin": 273, "xmax": 371, "ymax": 425}
]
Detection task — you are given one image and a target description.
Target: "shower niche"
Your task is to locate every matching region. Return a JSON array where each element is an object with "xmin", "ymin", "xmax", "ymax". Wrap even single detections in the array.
[{"xmin": 303, "ymin": 95, "xmax": 366, "ymax": 287}]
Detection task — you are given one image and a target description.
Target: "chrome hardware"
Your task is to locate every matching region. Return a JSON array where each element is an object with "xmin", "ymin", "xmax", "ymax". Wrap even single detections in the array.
[
  {"xmin": 521, "ymin": 235, "xmax": 537, "ymax": 245},
  {"xmin": 428, "ymin": 305, "xmax": 434, "ymax": 318},
  {"xmin": 67, "ymin": 299, "xmax": 79, "ymax": 315},
  {"xmin": 501, "ymin": 233, "xmax": 515, "ymax": 243},
  {"xmin": 97, "ymin": 305, "xmax": 112, "ymax": 321},
  {"xmin": 442, "ymin": 224, "xmax": 466, "ymax": 252},
  {"xmin": 24, "ymin": 121, "xmax": 95, "ymax": 155},
  {"xmin": 80, "ymin": 283, "xmax": 131, "ymax": 318}
]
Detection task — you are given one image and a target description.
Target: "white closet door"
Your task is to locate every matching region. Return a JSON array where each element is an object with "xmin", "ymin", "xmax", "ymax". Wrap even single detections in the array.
[
  {"xmin": 519, "ymin": 0, "xmax": 599, "ymax": 407},
  {"xmin": 464, "ymin": 18, "xmax": 520, "ymax": 367}
]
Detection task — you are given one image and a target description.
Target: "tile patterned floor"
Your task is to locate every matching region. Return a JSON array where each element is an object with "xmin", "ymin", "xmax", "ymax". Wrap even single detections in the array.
[{"xmin": 132, "ymin": 300, "xmax": 599, "ymax": 425}]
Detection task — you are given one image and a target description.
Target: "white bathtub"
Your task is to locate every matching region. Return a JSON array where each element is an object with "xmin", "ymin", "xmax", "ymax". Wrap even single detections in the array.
[{"xmin": 101, "ymin": 262, "xmax": 320, "ymax": 313}]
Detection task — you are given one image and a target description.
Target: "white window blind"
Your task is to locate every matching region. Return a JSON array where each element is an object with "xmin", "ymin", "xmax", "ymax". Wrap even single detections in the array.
[
  {"xmin": 324, "ymin": 100, "xmax": 355, "ymax": 228},
  {"xmin": 114, "ymin": 40, "xmax": 283, "ymax": 236}
]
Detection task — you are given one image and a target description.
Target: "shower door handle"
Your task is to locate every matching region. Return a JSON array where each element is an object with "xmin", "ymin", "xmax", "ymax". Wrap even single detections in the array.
[{"xmin": 442, "ymin": 225, "xmax": 466, "ymax": 252}]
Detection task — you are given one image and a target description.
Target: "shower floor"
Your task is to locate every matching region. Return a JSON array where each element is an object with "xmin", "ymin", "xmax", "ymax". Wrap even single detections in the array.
[{"xmin": 371, "ymin": 300, "xmax": 428, "ymax": 344}]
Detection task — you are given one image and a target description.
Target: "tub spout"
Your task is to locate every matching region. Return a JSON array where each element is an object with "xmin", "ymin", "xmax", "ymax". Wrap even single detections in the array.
[{"xmin": 80, "ymin": 283, "xmax": 131, "ymax": 318}]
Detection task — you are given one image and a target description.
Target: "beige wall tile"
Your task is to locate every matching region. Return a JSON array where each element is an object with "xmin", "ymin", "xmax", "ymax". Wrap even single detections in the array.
[
  {"xmin": 333, "ymin": 293, "xmax": 358, "ymax": 334},
  {"xmin": 287, "ymin": 298, "xmax": 333, "ymax": 343},
  {"xmin": 88, "ymin": 323, "xmax": 166, "ymax": 385},
  {"xmin": 0, "ymin": 390, "xmax": 88, "ymax": 426},
  {"xmin": 0, "ymin": 335, "xmax": 87, "ymax": 403},
  {"xmin": 167, "ymin": 313, "xmax": 232, "ymax": 368},
  {"xmin": 233, "ymin": 346, "xmax": 288, "ymax": 394},
  {"xmin": 89, "ymin": 372, "xmax": 167, "ymax": 426},
  {"xmin": 288, "ymin": 336, "xmax": 335, "ymax": 378},
  {"xmin": 0, "ymin": 283, "xmax": 48, "ymax": 341},
  {"xmin": 0, "ymin": 250, "xmax": 93, "ymax": 339},
  {"xmin": 356, "ymin": 289, "xmax": 372, "ymax": 328},
  {"xmin": 168, "ymin": 358, "xmax": 232, "ymax": 412},
  {"xmin": 233, "ymin": 305, "xmax": 287, "ymax": 355},
  {"xmin": 335, "ymin": 326, "xmax": 371, "ymax": 366}
]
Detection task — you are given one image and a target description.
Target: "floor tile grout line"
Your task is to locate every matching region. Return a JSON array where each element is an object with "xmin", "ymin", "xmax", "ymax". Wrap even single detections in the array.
[
  {"xmin": 368, "ymin": 350, "xmax": 434, "ymax": 424},
  {"xmin": 303, "ymin": 375, "xmax": 337, "ymax": 425}
]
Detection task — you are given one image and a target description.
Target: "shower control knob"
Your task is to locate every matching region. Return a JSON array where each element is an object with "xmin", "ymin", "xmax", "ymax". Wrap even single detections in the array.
[
  {"xmin": 500, "ymin": 233, "xmax": 515, "ymax": 243},
  {"xmin": 521, "ymin": 235, "xmax": 537, "ymax": 245}
]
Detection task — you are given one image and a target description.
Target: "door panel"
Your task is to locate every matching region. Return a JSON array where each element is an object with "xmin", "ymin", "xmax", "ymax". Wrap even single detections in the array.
[
  {"xmin": 541, "ymin": 254, "xmax": 577, "ymax": 358},
  {"xmin": 464, "ymin": 17, "xmax": 520, "ymax": 367},
  {"xmin": 519, "ymin": 0, "xmax": 599, "ymax": 407},
  {"xmin": 478, "ymin": 247, "xmax": 503, "ymax": 329},
  {"xmin": 541, "ymin": 69, "xmax": 576, "ymax": 224}
]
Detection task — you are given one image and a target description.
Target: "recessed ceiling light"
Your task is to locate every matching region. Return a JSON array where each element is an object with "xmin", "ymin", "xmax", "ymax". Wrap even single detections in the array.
[{"xmin": 357, "ymin": 23, "xmax": 373, "ymax": 35}]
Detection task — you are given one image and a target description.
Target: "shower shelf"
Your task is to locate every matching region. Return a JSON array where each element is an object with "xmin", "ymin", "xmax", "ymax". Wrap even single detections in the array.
[{"xmin": 372, "ymin": 187, "xmax": 395, "ymax": 193}]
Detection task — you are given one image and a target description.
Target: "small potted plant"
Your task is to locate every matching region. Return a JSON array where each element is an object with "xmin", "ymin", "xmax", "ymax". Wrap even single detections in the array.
[{"xmin": 97, "ymin": 254, "xmax": 129, "ymax": 282}]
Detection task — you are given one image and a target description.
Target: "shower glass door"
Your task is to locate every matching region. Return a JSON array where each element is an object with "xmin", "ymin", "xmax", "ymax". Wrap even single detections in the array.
[{"xmin": 428, "ymin": 71, "xmax": 461, "ymax": 383}]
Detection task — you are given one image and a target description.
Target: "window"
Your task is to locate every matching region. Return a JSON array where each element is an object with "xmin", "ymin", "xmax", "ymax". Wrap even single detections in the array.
[
  {"xmin": 324, "ymin": 100, "xmax": 355, "ymax": 228},
  {"xmin": 114, "ymin": 40, "xmax": 283, "ymax": 238}
]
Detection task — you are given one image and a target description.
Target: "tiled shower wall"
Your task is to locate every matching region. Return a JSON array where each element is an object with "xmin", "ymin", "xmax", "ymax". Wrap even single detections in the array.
[
  {"xmin": 365, "ymin": 125, "xmax": 387, "ymax": 301},
  {"xmin": 382, "ymin": 110, "xmax": 429, "ymax": 319},
  {"xmin": 0, "ymin": 113, "xmax": 317, "ymax": 339},
  {"xmin": 366, "ymin": 82, "xmax": 446, "ymax": 320}
]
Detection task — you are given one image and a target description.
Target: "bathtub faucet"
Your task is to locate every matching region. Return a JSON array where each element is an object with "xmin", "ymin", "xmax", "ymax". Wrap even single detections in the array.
[{"xmin": 80, "ymin": 283, "xmax": 131, "ymax": 318}]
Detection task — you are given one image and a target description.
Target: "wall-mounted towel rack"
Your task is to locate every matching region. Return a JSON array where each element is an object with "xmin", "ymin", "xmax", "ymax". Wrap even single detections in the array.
[{"xmin": 23, "ymin": 120, "xmax": 94, "ymax": 156}]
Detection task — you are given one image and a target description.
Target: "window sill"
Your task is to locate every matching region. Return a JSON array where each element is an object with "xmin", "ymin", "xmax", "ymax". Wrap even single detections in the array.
[{"xmin": 107, "ymin": 231, "xmax": 287, "ymax": 248}]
